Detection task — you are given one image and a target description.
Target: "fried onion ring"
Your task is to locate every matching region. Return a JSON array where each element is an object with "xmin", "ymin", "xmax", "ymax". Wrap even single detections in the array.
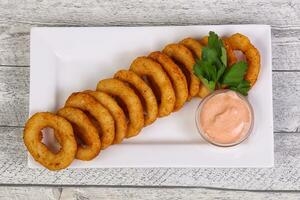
[
  {"xmin": 223, "ymin": 39, "xmax": 238, "ymax": 67},
  {"xmin": 180, "ymin": 37, "xmax": 203, "ymax": 58},
  {"xmin": 199, "ymin": 36, "xmax": 208, "ymax": 46},
  {"xmin": 65, "ymin": 92, "xmax": 115, "ymax": 149},
  {"xmin": 179, "ymin": 38, "xmax": 211, "ymax": 98},
  {"xmin": 162, "ymin": 44, "xmax": 200, "ymax": 98},
  {"xmin": 23, "ymin": 112, "xmax": 77, "ymax": 170},
  {"xmin": 114, "ymin": 70, "xmax": 158, "ymax": 125},
  {"xmin": 57, "ymin": 107, "xmax": 101, "ymax": 160},
  {"xmin": 97, "ymin": 78, "xmax": 144, "ymax": 138},
  {"xmin": 84, "ymin": 90, "xmax": 127, "ymax": 144},
  {"xmin": 225, "ymin": 33, "xmax": 260, "ymax": 86},
  {"xmin": 130, "ymin": 57, "xmax": 176, "ymax": 117},
  {"xmin": 148, "ymin": 51, "xmax": 188, "ymax": 111}
]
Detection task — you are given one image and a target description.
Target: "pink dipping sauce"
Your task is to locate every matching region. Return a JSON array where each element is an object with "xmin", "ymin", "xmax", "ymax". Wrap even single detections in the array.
[{"xmin": 197, "ymin": 90, "xmax": 253, "ymax": 146}]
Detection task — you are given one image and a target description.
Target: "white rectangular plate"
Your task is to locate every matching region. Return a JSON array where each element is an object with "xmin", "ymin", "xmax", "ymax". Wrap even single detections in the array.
[{"xmin": 29, "ymin": 25, "xmax": 273, "ymax": 168}]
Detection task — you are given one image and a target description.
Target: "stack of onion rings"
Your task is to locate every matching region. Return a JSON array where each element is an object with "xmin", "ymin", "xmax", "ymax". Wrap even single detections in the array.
[
  {"xmin": 97, "ymin": 78, "xmax": 144, "ymax": 138},
  {"xmin": 84, "ymin": 90, "xmax": 127, "ymax": 144},
  {"xmin": 148, "ymin": 51, "xmax": 188, "ymax": 111},
  {"xmin": 114, "ymin": 70, "xmax": 158, "ymax": 125},
  {"xmin": 57, "ymin": 107, "xmax": 101, "ymax": 161},
  {"xmin": 65, "ymin": 92, "xmax": 115, "ymax": 149},
  {"xmin": 180, "ymin": 38, "xmax": 211, "ymax": 98},
  {"xmin": 23, "ymin": 32, "xmax": 260, "ymax": 170},
  {"xmin": 163, "ymin": 44, "xmax": 200, "ymax": 99},
  {"xmin": 130, "ymin": 57, "xmax": 176, "ymax": 117}
]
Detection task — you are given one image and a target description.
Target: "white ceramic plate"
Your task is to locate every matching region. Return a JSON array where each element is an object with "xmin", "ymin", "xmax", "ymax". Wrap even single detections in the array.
[{"xmin": 29, "ymin": 25, "xmax": 273, "ymax": 168}]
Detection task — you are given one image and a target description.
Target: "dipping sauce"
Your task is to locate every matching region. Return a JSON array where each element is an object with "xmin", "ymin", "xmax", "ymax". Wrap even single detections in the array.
[{"xmin": 196, "ymin": 90, "xmax": 253, "ymax": 146}]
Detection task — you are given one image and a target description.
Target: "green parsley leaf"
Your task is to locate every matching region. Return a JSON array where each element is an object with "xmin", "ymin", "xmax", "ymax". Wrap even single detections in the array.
[
  {"xmin": 193, "ymin": 60, "xmax": 217, "ymax": 91},
  {"xmin": 216, "ymin": 63, "xmax": 226, "ymax": 81},
  {"xmin": 222, "ymin": 61, "xmax": 248, "ymax": 86},
  {"xmin": 229, "ymin": 80, "xmax": 251, "ymax": 96},
  {"xmin": 193, "ymin": 60, "xmax": 204, "ymax": 76},
  {"xmin": 208, "ymin": 81, "xmax": 216, "ymax": 91},
  {"xmin": 208, "ymin": 31, "xmax": 222, "ymax": 56},
  {"xmin": 193, "ymin": 31, "xmax": 251, "ymax": 96},
  {"xmin": 201, "ymin": 47, "xmax": 218, "ymax": 65},
  {"xmin": 220, "ymin": 46, "xmax": 227, "ymax": 67}
]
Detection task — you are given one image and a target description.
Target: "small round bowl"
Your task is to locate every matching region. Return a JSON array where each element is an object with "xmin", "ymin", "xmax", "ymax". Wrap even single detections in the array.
[{"xmin": 195, "ymin": 89, "xmax": 254, "ymax": 147}]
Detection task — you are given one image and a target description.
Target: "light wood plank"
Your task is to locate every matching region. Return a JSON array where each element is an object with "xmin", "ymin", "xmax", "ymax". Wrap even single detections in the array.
[
  {"xmin": 0, "ymin": 127, "xmax": 299, "ymax": 190},
  {"xmin": 1, "ymin": 67, "xmax": 299, "ymax": 132},
  {"xmin": 0, "ymin": 187, "xmax": 60, "ymax": 200},
  {"xmin": 59, "ymin": 187, "xmax": 300, "ymax": 200},
  {"xmin": 0, "ymin": 23, "xmax": 30, "ymax": 67},
  {"xmin": 0, "ymin": 23, "xmax": 299, "ymax": 69},
  {"xmin": 0, "ymin": 0, "xmax": 299, "ymax": 67},
  {"xmin": 0, "ymin": 66, "xmax": 28, "ymax": 126},
  {"xmin": 0, "ymin": 186, "xmax": 299, "ymax": 200},
  {"xmin": 0, "ymin": 0, "xmax": 299, "ymax": 26},
  {"xmin": 0, "ymin": 0, "xmax": 299, "ymax": 190}
]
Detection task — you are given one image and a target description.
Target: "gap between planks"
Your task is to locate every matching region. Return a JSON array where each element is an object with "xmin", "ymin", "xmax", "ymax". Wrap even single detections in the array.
[{"xmin": 0, "ymin": 184, "xmax": 300, "ymax": 193}]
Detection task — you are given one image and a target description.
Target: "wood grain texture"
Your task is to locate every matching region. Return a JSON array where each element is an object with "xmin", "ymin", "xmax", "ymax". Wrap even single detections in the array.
[
  {"xmin": 59, "ymin": 187, "xmax": 300, "ymax": 200},
  {"xmin": 0, "ymin": 187, "xmax": 60, "ymax": 200},
  {"xmin": 0, "ymin": 23, "xmax": 299, "ymax": 69},
  {"xmin": 0, "ymin": 0, "xmax": 300, "ymax": 193},
  {"xmin": 0, "ymin": 127, "xmax": 299, "ymax": 190},
  {"xmin": 0, "ymin": 23, "xmax": 30, "ymax": 67},
  {"xmin": 1, "ymin": 0, "xmax": 299, "ymax": 26},
  {"xmin": 0, "ymin": 67, "xmax": 28, "ymax": 126},
  {"xmin": 0, "ymin": 0, "xmax": 299, "ymax": 67},
  {"xmin": 0, "ymin": 68, "xmax": 299, "ymax": 132},
  {"xmin": 0, "ymin": 187, "xmax": 299, "ymax": 200}
]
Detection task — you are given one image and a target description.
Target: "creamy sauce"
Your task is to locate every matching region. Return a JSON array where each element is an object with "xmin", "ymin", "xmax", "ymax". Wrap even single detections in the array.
[{"xmin": 199, "ymin": 91, "xmax": 252, "ymax": 145}]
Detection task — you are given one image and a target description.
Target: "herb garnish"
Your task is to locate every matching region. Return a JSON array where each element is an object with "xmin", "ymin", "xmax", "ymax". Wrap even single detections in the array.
[{"xmin": 193, "ymin": 31, "xmax": 250, "ymax": 95}]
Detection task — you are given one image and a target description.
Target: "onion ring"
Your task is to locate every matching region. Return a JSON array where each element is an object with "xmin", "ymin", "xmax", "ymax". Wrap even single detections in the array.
[
  {"xmin": 225, "ymin": 33, "xmax": 260, "ymax": 86},
  {"xmin": 199, "ymin": 36, "xmax": 208, "ymax": 46},
  {"xmin": 179, "ymin": 38, "xmax": 211, "ymax": 98},
  {"xmin": 114, "ymin": 70, "xmax": 158, "ymax": 125},
  {"xmin": 57, "ymin": 107, "xmax": 101, "ymax": 161},
  {"xmin": 222, "ymin": 39, "xmax": 238, "ymax": 67},
  {"xmin": 180, "ymin": 37, "xmax": 203, "ymax": 58},
  {"xmin": 97, "ymin": 78, "xmax": 144, "ymax": 138},
  {"xmin": 84, "ymin": 90, "xmax": 127, "ymax": 144},
  {"xmin": 130, "ymin": 57, "xmax": 176, "ymax": 117},
  {"xmin": 162, "ymin": 44, "xmax": 200, "ymax": 98},
  {"xmin": 148, "ymin": 51, "xmax": 188, "ymax": 111},
  {"xmin": 23, "ymin": 112, "xmax": 77, "ymax": 170},
  {"xmin": 65, "ymin": 92, "xmax": 115, "ymax": 149}
]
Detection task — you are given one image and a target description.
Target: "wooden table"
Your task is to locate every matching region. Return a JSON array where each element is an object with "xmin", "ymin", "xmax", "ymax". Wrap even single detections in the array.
[{"xmin": 0, "ymin": 0, "xmax": 299, "ymax": 199}]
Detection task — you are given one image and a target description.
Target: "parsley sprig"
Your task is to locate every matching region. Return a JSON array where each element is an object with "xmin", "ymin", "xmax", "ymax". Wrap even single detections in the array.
[{"xmin": 193, "ymin": 31, "xmax": 250, "ymax": 96}]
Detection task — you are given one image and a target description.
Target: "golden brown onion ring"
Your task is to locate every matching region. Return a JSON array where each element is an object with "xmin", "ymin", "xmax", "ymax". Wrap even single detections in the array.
[
  {"xmin": 65, "ymin": 92, "xmax": 115, "ymax": 149},
  {"xmin": 114, "ymin": 70, "xmax": 158, "ymax": 126},
  {"xmin": 199, "ymin": 36, "xmax": 208, "ymax": 46},
  {"xmin": 85, "ymin": 90, "xmax": 127, "ymax": 144},
  {"xmin": 179, "ymin": 38, "xmax": 211, "ymax": 98},
  {"xmin": 180, "ymin": 37, "xmax": 203, "ymax": 58},
  {"xmin": 97, "ymin": 78, "xmax": 144, "ymax": 138},
  {"xmin": 162, "ymin": 44, "xmax": 200, "ymax": 98},
  {"xmin": 148, "ymin": 51, "xmax": 188, "ymax": 111},
  {"xmin": 130, "ymin": 57, "xmax": 176, "ymax": 117},
  {"xmin": 225, "ymin": 33, "xmax": 260, "ymax": 86},
  {"xmin": 23, "ymin": 112, "xmax": 77, "ymax": 171},
  {"xmin": 222, "ymin": 38, "xmax": 238, "ymax": 67},
  {"xmin": 57, "ymin": 107, "xmax": 101, "ymax": 161}
]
